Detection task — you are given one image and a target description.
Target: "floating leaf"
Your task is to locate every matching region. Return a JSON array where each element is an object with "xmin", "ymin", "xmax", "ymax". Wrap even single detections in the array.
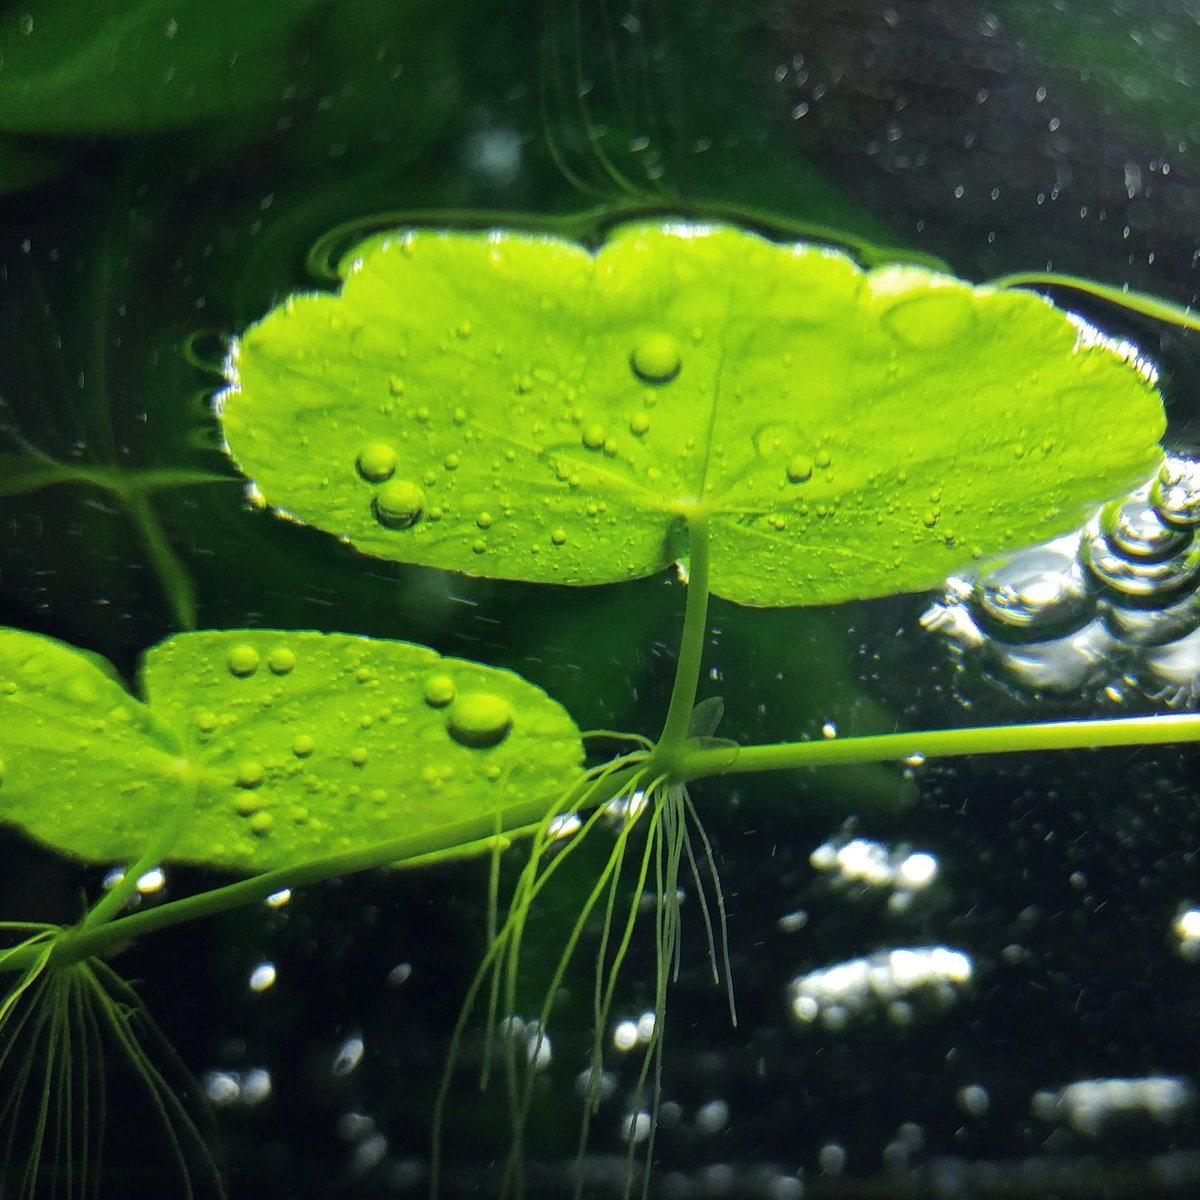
[
  {"xmin": 222, "ymin": 222, "xmax": 1165, "ymax": 606},
  {"xmin": 0, "ymin": 627, "xmax": 584, "ymax": 872}
]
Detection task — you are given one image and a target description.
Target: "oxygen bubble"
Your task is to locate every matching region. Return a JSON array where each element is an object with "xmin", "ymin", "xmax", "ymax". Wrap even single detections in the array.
[
  {"xmin": 372, "ymin": 480, "xmax": 426, "ymax": 529},
  {"xmin": 815, "ymin": 449, "xmax": 832, "ymax": 469},
  {"xmin": 447, "ymin": 692, "xmax": 513, "ymax": 749},
  {"xmin": 267, "ymin": 647, "xmax": 296, "ymax": 676},
  {"xmin": 292, "ymin": 734, "xmax": 315, "ymax": 757},
  {"xmin": 582, "ymin": 424, "xmax": 605, "ymax": 450},
  {"xmin": 1152, "ymin": 453, "xmax": 1200, "ymax": 527},
  {"xmin": 356, "ymin": 443, "xmax": 398, "ymax": 483},
  {"xmin": 629, "ymin": 412, "xmax": 651, "ymax": 436},
  {"xmin": 350, "ymin": 746, "xmax": 369, "ymax": 767},
  {"xmin": 196, "ymin": 711, "xmax": 218, "ymax": 733},
  {"xmin": 472, "ymin": 538, "xmax": 487, "ymax": 554},
  {"xmin": 476, "ymin": 511, "xmax": 493, "ymax": 530},
  {"xmin": 424, "ymin": 674, "xmax": 456, "ymax": 707},
  {"xmin": 235, "ymin": 794, "xmax": 261, "ymax": 816},
  {"xmin": 236, "ymin": 761, "xmax": 265, "ymax": 789},
  {"xmin": 227, "ymin": 644, "xmax": 260, "ymax": 677},
  {"xmin": 630, "ymin": 333, "xmax": 681, "ymax": 383},
  {"xmin": 249, "ymin": 811, "xmax": 274, "ymax": 836},
  {"xmin": 1081, "ymin": 513, "xmax": 1200, "ymax": 598},
  {"xmin": 1102, "ymin": 493, "xmax": 1191, "ymax": 562},
  {"xmin": 551, "ymin": 528, "xmax": 567, "ymax": 545},
  {"xmin": 0, "ymin": 757, "xmax": 5, "ymax": 786},
  {"xmin": 786, "ymin": 456, "xmax": 813, "ymax": 484},
  {"xmin": 971, "ymin": 543, "xmax": 1094, "ymax": 640}
]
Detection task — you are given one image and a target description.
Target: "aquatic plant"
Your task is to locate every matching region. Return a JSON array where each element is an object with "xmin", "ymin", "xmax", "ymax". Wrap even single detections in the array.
[{"xmin": 1, "ymin": 220, "xmax": 1198, "ymax": 1197}]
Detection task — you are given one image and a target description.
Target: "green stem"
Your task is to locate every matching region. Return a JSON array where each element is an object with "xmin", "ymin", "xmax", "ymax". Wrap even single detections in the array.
[
  {"xmin": 655, "ymin": 512, "xmax": 711, "ymax": 759},
  {"xmin": 677, "ymin": 711, "xmax": 1200, "ymax": 781},
  {"xmin": 35, "ymin": 761, "xmax": 646, "ymax": 973}
]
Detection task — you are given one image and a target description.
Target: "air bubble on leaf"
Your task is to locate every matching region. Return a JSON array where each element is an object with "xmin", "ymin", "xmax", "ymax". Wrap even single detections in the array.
[
  {"xmin": 629, "ymin": 412, "xmax": 650, "ymax": 435},
  {"xmin": 787, "ymin": 456, "xmax": 813, "ymax": 484},
  {"xmin": 551, "ymin": 528, "xmax": 567, "ymax": 545},
  {"xmin": 447, "ymin": 692, "xmax": 514, "ymax": 748},
  {"xmin": 249, "ymin": 812, "xmax": 274, "ymax": 836},
  {"xmin": 372, "ymin": 480, "xmax": 426, "ymax": 530},
  {"xmin": 424, "ymin": 674, "xmax": 456, "ymax": 708},
  {"xmin": 582, "ymin": 424, "xmax": 605, "ymax": 450},
  {"xmin": 292, "ymin": 734, "xmax": 315, "ymax": 757},
  {"xmin": 236, "ymin": 761, "xmax": 266, "ymax": 789},
  {"xmin": 356, "ymin": 442, "xmax": 398, "ymax": 483},
  {"xmin": 350, "ymin": 747, "xmax": 369, "ymax": 767},
  {"xmin": 630, "ymin": 333, "xmax": 681, "ymax": 383},
  {"xmin": 476, "ymin": 511, "xmax": 494, "ymax": 530},
  {"xmin": 267, "ymin": 647, "xmax": 296, "ymax": 675},
  {"xmin": 872, "ymin": 270, "xmax": 977, "ymax": 349},
  {"xmin": 227, "ymin": 644, "xmax": 260, "ymax": 677}
]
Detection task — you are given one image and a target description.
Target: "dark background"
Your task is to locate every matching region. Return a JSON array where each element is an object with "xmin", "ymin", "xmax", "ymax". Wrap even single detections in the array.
[{"xmin": 1, "ymin": 2, "xmax": 1199, "ymax": 1196}]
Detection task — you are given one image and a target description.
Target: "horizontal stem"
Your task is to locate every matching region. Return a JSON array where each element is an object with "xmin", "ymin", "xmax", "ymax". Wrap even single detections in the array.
[
  {"xmin": 39, "ymin": 761, "xmax": 645, "ymax": 971},
  {"xmin": 678, "ymin": 712, "xmax": 1200, "ymax": 780}
]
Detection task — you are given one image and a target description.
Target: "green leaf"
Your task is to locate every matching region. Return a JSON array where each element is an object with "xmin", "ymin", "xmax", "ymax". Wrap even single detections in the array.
[
  {"xmin": 223, "ymin": 222, "xmax": 1165, "ymax": 606},
  {"xmin": 0, "ymin": 627, "xmax": 584, "ymax": 872}
]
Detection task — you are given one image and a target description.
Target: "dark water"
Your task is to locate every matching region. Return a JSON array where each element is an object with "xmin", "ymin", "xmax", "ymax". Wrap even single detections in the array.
[{"xmin": 2, "ymin": 1, "xmax": 1199, "ymax": 1196}]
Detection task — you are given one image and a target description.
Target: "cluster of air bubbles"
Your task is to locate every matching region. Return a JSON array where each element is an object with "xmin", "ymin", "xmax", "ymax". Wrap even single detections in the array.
[
  {"xmin": 1031, "ymin": 1076, "xmax": 1194, "ymax": 1137},
  {"xmin": 202, "ymin": 1067, "xmax": 273, "ymax": 1107},
  {"xmin": 922, "ymin": 452, "xmax": 1200, "ymax": 705},
  {"xmin": 611, "ymin": 1009, "xmax": 657, "ymax": 1052},
  {"xmin": 496, "ymin": 1015, "xmax": 553, "ymax": 1070},
  {"xmin": 788, "ymin": 946, "xmax": 972, "ymax": 1030},
  {"xmin": 101, "ymin": 864, "xmax": 167, "ymax": 895},
  {"xmin": 809, "ymin": 834, "xmax": 939, "ymax": 913}
]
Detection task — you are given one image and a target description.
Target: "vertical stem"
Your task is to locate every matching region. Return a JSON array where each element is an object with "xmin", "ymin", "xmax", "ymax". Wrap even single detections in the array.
[{"xmin": 656, "ymin": 512, "xmax": 711, "ymax": 755}]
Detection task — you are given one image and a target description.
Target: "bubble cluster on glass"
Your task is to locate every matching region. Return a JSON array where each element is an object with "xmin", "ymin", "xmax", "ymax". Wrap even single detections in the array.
[{"xmin": 922, "ymin": 452, "xmax": 1200, "ymax": 704}]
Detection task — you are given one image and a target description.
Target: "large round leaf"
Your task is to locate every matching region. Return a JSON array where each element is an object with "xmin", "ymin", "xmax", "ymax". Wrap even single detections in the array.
[
  {"xmin": 222, "ymin": 222, "xmax": 1165, "ymax": 606},
  {"xmin": 0, "ymin": 627, "xmax": 584, "ymax": 872}
]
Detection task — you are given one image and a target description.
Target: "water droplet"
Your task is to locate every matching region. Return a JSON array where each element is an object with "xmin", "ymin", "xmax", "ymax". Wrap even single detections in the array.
[
  {"xmin": 292, "ymin": 734, "xmax": 316, "ymax": 757},
  {"xmin": 268, "ymin": 647, "xmax": 296, "ymax": 675},
  {"xmin": 629, "ymin": 412, "xmax": 651, "ymax": 436},
  {"xmin": 551, "ymin": 528, "xmax": 567, "ymax": 545},
  {"xmin": 447, "ymin": 693, "xmax": 513, "ymax": 749},
  {"xmin": 356, "ymin": 442, "xmax": 397, "ymax": 482},
  {"xmin": 786, "ymin": 456, "xmax": 813, "ymax": 484},
  {"xmin": 630, "ymin": 333, "xmax": 681, "ymax": 383},
  {"xmin": 372, "ymin": 480, "xmax": 426, "ymax": 529},
  {"xmin": 350, "ymin": 746, "xmax": 369, "ymax": 767},
  {"xmin": 424, "ymin": 674, "xmax": 456, "ymax": 707},
  {"xmin": 236, "ymin": 761, "xmax": 265, "ymax": 789},
  {"xmin": 582, "ymin": 424, "xmax": 605, "ymax": 450},
  {"xmin": 227, "ymin": 644, "xmax": 260, "ymax": 677}
]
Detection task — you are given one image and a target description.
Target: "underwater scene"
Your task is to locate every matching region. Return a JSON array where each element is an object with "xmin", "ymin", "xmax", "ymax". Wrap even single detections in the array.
[{"xmin": 2, "ymin": 1, "xmax": 1200, "ymax": 1197}]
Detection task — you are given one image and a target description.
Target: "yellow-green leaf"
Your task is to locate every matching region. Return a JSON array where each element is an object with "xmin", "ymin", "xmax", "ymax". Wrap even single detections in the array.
[
  {"xmin": 223, "ymin": 222, "xmax": 1165, "ymax": 606},
  {"xmin": 0, "ymin": 627, "xmax": 584, "ymax": 873}
]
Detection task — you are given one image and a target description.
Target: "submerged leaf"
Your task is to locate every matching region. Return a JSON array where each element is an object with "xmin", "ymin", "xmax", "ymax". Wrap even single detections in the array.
[
  {"xmin": 223, "ymin": 222, "xmax": 1165, "ymax": 605},
  {"xmin": 0, "ymin": 628, "xmax": 584, "ymax": 872}
]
